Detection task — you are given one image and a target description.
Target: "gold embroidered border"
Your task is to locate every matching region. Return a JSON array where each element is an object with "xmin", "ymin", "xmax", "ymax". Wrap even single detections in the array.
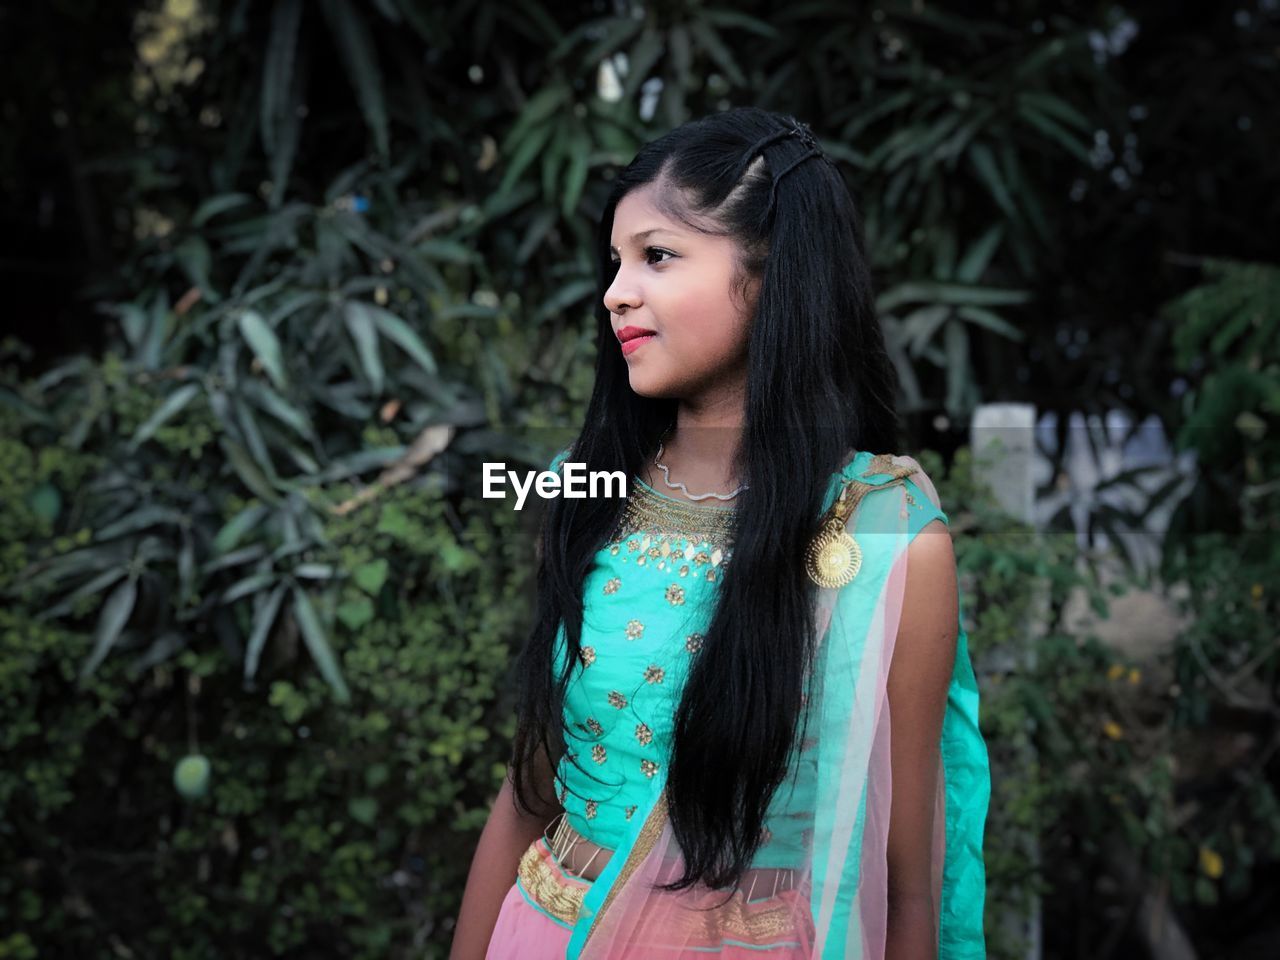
[
  {"xmin": 583, "ymin": 785, "xmax": 671, "ymax": 947},
  {"xmin": 581, "ymin": 787, "xmax": 807, "ymax": 948},
  {"xmin": 612, "ymin": 481, "xmax": 737, "ymax": 550},
  {"xmin": 517, "ymin": 839, "xmax": 589, "ymax": 926}
]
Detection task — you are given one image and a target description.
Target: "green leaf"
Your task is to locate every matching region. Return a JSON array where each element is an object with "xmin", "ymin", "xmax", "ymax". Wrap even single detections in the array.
[
  {"xmin": 688, "ymin": 19, "xmax": 745, "ymax": 86},
  {"xmin": 237, "ymin": 310, "xmax": 287, "ymax": 389},
  {"xmin": 95, "ymin": 505, "xmax": 187, "ymax": 542},
  {"xmin": 621, "ymin": 27, "xmax": 665, "ymax": 101},
  {"xmin": 221, "ymin": 438, "xmax": 282, "ymax": 504},
  {"xmin": 343, "ymin": 301, "xmax": 385, "ymax": 394},
  {"xmin": 968, "ymin": 142, "xmax": 1016, "ymax": 217},
  {"xmin": 348, "ymin": 796, "xmax": 378, "ymax": 825},
  {"xmin": 956, "ymin": 224, "xmax": 1005, "ymax": 283},
  {"xmin": 364, "ymin": 303, "xmax": 438, "ymax": 375},
  {"xmin": 213, "ymin": 504, "xmax": 270, "ymax": 553},
  {"xmin": 319, "ymin": 0, "xmax": 389, "ymax": 159},
  {"xmin": 174, "ymin": 236, "xmax": 219, "ymax": 302},
  {"xmin": 193, "ymin": 193, "xmax": 254, "ymax": 227},
  {"xmin": 245, "ymin": 584, "xmax": 286, "ymax": 681},
  {"xmin": 353, "ymin": 559, "xmax": 388, "ymax": 596},
  {"xmin": 701, "ymin": 8, "xmax": 779, "ymax": 38},
  {"xmin": 261, "ymin": 0, "xmax": 303, "ymax": 157},
  {"xmin": 957, "ymin": 305, "xmax": 1025, "ymax": 341},
  {"xmin": 41, "ymin": 566, "xmax": 127, "ymax": 620},
  {"xmin": 877, "ymin": 281, "xmax": 1030, "ymax": 312},
  {"xmin": 291, "ymin": 586, "xmax": 352, "ymax": 703},
  {"xmin": 337, "ymin": 595, "xmax": 374, "ymax": 630},
  {"xmin": 80, "ymin": 576, "xmax": 138, "ymax": 680},
  {"xmin": 224, "ymin": 572, "xmax": 278, "ymax": 604},
  {"xmin": 130, "ymin": 383, "xmax": 201, "ymax": 450}
]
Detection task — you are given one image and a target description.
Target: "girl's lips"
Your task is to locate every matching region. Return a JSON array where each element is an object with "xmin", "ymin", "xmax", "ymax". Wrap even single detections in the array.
[{"xmin": 621, "ymin": 334, "xmax": 657, "ymax": 356}]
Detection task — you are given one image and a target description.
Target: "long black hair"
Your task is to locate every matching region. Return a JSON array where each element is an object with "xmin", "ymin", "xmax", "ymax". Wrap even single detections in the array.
[{"xmin": 509, "ymin": 106, "xmax": 901, "ymax": 892}]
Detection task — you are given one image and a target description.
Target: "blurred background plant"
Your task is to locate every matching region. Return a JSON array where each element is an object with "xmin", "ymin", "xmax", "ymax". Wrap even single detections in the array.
[{"xmin": 1, "ymin": 0, "xmax": 1276, "ymax": 957}]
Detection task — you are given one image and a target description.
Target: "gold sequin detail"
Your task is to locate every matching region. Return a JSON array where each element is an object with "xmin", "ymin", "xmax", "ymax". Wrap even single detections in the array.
[
  {"xmin": 579, "ymin": 646, "xmax": 596, "ymax": 667},
  {"xmin": 665, "ymin": 583, "xmax": 685, "ymax": 606},
  {"xmin": 624, "ymin": 805, "xmax": 637, "ymax": 820},
  {"xmin": 517, "ymin": 839, "xmax": 587, "ymax": 926},
  {"xmin": 679, "ymin": 564, "xmax": 689, "ymax": 577},
  {"xmin": 625, "ymin": 619, "xmax": 644, "ymax": 640},
  {"xmin": 692, "ymin": 551, "xmax": 710, "ymax": 565},
  {"xmin": 685, "ymin": 633, "xmax": 704, "ymax": 653},
  {"xmin": 627, "ymin": 540, "xmax": 639, "ymax": 552},
  {"xmin": 585, "ymin": 717, "xmax": 603, "ymax": 736},
  {"xmin": 585, "ymin": 800, "xmax": 598, "ymax": 819},
  {"xmin": 644, "ymin": 664, "xmax": 665, "ymax": 684},
  {"xmin": 608, "ymin": 690, "xmax": 628, "ymax": 709},
  {"xmin": 591, "ymin": 743, "xmax": 607, "ymax": 764},
  {"xmin": 603, "ymin": 577, "xmax": 621, "ymax": 595},
  {"xmin": 706, "ymin": 569, "xmax": 718, "ymax": 582},
  {"xmin": 610, "ymin": 544, "xmax": 621, "ymax": 555},
  {"xmin": 640, "ymin": 759, "xmax": 659, "ymax": 778},
  {"xmin": 635, "ymin": 722, "xmax": 653, "ymax": 745}
]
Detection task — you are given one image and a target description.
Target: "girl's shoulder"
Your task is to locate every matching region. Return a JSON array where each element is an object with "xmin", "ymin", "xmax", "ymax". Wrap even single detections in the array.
[{"xmin": 829, "ymin": 450, "xmax": 949, "ymax": 531}]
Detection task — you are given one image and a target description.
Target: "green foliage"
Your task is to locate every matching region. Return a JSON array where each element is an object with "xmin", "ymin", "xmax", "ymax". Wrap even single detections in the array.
[{"xmin": 2, "ymin": 0, "xmax": 1276, "ymax": 954}]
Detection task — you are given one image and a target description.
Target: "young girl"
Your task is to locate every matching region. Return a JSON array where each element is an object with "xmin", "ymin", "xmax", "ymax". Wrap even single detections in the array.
[{"xmin": 451, "ymin": 107, "xmax": 990, "ymax": 959}]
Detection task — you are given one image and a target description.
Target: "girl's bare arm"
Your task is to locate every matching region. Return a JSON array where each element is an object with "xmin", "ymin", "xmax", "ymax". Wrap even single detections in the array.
[{"xmin": 448, "ymin": 748, "xmax": 563, "ymax": 959}]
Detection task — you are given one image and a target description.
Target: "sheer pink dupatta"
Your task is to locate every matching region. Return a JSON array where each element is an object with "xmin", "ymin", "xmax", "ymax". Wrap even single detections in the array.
[{"xmin": 573, "ymin": 456, "xmax": 948, "ymax": 959}]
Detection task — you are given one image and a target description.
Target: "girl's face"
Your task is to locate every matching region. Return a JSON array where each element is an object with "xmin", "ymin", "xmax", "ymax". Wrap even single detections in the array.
[{"xmin": 604, "ymin": 184, "xmax": 757, "ymax": 403}]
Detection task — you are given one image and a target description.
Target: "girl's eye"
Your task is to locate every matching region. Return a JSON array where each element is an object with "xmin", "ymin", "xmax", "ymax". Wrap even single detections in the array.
[{"xmin": 609, "ymin": 247, "xmax": 675, "ymax": 267}]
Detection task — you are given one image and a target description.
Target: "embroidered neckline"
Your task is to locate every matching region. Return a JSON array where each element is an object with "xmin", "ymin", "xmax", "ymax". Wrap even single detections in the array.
[{"xmin": 611, "ymin": 477, "xmax": 737, "ymax": 550}]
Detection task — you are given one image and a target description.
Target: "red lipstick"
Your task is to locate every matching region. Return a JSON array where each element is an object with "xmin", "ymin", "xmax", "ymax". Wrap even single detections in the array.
[{"xmin": 616, "ymin": 325, "xmax": 657, "ymax": 356}]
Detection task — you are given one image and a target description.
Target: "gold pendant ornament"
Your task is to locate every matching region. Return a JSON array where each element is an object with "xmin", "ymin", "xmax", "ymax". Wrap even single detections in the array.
[
  {"xmin": 805, "ymin": 478, "xmax": 869, "ymax": 589},
  {"xmin": 805, "ymin": 516, "xmax": 862, "ymax": 589}
]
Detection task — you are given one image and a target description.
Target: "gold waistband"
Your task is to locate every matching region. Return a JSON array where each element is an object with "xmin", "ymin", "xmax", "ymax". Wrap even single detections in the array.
[{"xmin": 518, "ymin": 813, "xmax": 809, "ymax": 939}]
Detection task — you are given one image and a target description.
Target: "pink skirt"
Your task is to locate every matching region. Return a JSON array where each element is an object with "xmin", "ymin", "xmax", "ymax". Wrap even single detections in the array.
[{"xmin": 486, "ymin": 836, "xmax": 593, "ymax": 959}]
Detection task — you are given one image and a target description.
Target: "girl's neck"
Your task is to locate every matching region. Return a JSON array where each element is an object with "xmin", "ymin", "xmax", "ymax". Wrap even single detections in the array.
[{"xmin": 641, "ymin": 402, "xmax": 746, "ymax": 504}]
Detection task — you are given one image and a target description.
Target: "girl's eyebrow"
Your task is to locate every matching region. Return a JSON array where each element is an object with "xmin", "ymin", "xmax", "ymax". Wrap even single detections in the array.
[{"xmin": 609, "ymin": 228, "xmax": 680, "ymax": 252}]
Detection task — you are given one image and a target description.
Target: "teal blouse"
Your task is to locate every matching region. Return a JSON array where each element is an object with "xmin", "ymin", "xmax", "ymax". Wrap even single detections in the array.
[{"xmin": 548, "ymin": 449, "xmax": 986, "ymax": 885}]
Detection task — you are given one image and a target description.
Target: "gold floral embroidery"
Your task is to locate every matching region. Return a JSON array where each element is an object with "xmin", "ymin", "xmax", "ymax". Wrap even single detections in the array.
[
  {"xmin": 692, "ymin": 551, "xmax": 710, "ymax": 565},
  {"xmin": 585, "ymin": 800, "xmax": 598, "ymax": 819},
  {"xmin": 625, "ymin": 619, "xmax": 644, "ymax": 640},
  {"xmin": 585, "ymin": 717, "xmax": 603, "ymax": 736},
  {"xmin": 591, "ymin": 743, "xmax": 607, "ymax": 764},
  {"xmin": 627, "ymin": 540, "xmax": 639, "ymax": 552},
  {"xmin": 640, "ymin": 758, "xmax": 659, "ymax": 778},
  {"xmin": 644, "ymin": 664, "xmax": 665, "ymax": 684},
  {"xmin": 603, "ymin": 577, "xmax": 621, "ymax": 595},
  {"xmin": 579, "ymin": 646, "xmax": 596, "ymax": 667},
  {"xmin": 608, "ymin": 690, "xmax": 628, "ymax": 709},
  {"xmin": 685, "ymin": 633, "xmax": 704, "ymax": 653},
  {"xmin": 635, "ymin": 722, "xmax": 653, "ymax": 745},
  {"xmin": 624, "ymin": 804, "xmax": 637, "ymax": 820},
  {"xmin": 665, "ymin": 583, "xmax": 685, "ymax": 606}
]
